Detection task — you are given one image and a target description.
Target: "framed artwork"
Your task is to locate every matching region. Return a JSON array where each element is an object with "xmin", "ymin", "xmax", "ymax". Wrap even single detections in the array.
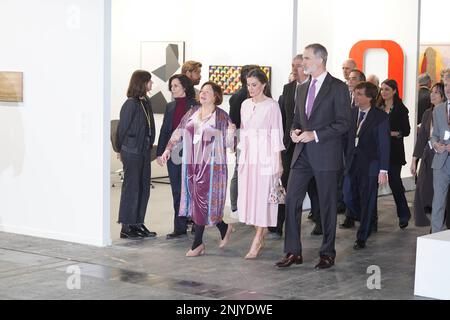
[
  {"xmin": 419, "ymin": 43, "xmax": 450, "ymax": 84},
  {"xmin": 140, "ymin": 41, "xmax": 185, "ymax": 114},
  {"xmin": 209, "ymin": 65, "xmax": 272, "ymax": 95},
  {"xmin": 0, "ymin": 71, "xmax": 23, "ymax": 102}
]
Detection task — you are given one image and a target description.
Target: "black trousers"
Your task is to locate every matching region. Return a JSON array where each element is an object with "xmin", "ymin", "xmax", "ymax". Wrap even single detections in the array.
[
  {"xmin": 167, "ymin": 159, "xmax": 187, "ymax": 233},
  {"xmin": 284, "ymin": 150, "xmax": 338, "ymax": 257},
  {"xmin": 118, "ymin": 150, "xmax": 151, "ymax": 225},
  {"xmin": 343, "ymin": 164, "xmax": 378, "ymax": 242},
  {"xmin": 388, "ymin": 164, "xmax": 411, "ymax": 223}
]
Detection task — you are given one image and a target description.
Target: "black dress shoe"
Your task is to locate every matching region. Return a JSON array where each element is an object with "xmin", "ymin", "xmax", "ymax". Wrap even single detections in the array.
[
  {"xmin": 120, "ymin": 227, "xmax": 144, "ymax": 239},
  {"xmin": 399, "ymin": 220, "xmax": 409, "ymax": 229},
  {"xmin": 138, "ymin": 225, "xmax": 157, "ymax": 237},
  {"xmin": 340, "ymin": 217, "xmax": 355, "ymax": 229},
  {"xmin": 315, "ymin": 255, "xmax": 335, "ymax": 269},
  {"xmin": 311, "ymin": 223, "xmax": 323, "ymax": 235},
  {"xmin": 275, "ymin": 253, "xmax": 303, "ymax": 268},
  {"xmin": 166, "ymin": 231, "xmax": 187, "ymax": 239},
  {"xmin": 353, "ymin": 240, "xmax": 366, "ymax": 250}
]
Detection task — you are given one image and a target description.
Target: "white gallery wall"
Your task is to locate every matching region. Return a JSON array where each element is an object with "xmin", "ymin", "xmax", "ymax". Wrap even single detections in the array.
[
  {"xmin": 298, "ymin": 0, "xmax": 420, "ymax": 179},
  {"xmin": 0, "ymin": 0, "xmax": 111, "ymax": 246}
]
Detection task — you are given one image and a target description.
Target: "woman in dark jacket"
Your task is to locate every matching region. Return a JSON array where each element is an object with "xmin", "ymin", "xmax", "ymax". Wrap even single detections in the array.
[
  {"xmin": 156, "ymin": 74, "xmax": 197, "ymax": 239},
  {"xmin": 377, "ymin": 79, "xmax": 411, "ymax": 229},
  {"xmin": 411, "ymin": 83, "xmax": 450, "ymax": 227},
  {"xmin": 117, "ymin": 70, "xmax": 156, "ymax": 239}
]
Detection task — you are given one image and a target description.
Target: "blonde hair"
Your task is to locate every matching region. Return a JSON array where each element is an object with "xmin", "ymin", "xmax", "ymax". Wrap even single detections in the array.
[{"xmin": 182, "ymin": 61, "xmax": 202, "ymax": 74}]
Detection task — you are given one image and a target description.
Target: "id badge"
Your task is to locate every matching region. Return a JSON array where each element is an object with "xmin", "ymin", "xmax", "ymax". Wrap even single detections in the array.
[
  {"xmin": 444, "ymin": 130, "xmax": 450, "ymax": 141},
  {"xmin": 355, "ymin": 137, "xmax": 359, "ymax": 147}
]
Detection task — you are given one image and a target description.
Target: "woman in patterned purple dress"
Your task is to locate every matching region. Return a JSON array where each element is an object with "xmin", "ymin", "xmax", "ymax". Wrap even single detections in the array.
[{"xmin": 160, "ymin": 82, "xmax": 236, "ymax": 256}]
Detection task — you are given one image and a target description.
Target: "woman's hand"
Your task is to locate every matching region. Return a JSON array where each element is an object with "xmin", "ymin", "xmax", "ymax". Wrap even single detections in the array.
[
  {"xmin": 391, "ymin": 131, "xmax": 400, "ymax": 137},
  {"xmin": 410, "ymin": 157, "xmax": 417, "ymax": 176},
  {"xmin": 159, "ymin": 150, "xmax": 171, "ymax": 166},
  {"xmin": 227, "ymin": 122, "xmax": 236, "ymax": 136}
]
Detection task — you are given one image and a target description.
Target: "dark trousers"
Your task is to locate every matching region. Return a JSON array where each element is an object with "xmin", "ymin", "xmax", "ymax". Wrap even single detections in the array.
[
  {"xmin": 167, "ymin": 159, "xmax": 187, "ymax": 233},
  {"xmin": 284, "ymin": 150, "xmax": 338, "ymax": 257},
  {"xmin": 269, "ymin": 145, "xmax": 294, "ymax": 235},
  {"xmin": 118, "ymin": 150, "xmax": 151, "ymax": 225},
  {"xmin": 343, "ymin": 164, "xmax": 378, "ymax": 242},
  {"xmin": 309, "ymin": 177, "xmax": 321, "ymax": 224},
  {"xmin": 230, "ymin": 153, "xmax": 238, "ymax": 212},
  {"xmin": 388, "ymin": 164, "xmax": 411, "ymax": 223}
]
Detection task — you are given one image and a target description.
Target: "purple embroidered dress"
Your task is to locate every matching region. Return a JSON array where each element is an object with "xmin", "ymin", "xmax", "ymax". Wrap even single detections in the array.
[{"xmin": 166, "ymin": 106, "xmax": 233, "ymax": 226}]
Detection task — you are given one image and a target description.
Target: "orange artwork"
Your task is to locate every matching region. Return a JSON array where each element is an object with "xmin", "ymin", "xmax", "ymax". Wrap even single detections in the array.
[
  {"xmin": 349, "ymin": 40, "xmax": 405, "ymax": 99},
  {"xmin": 419, "ymin": 44, "xmax": 450, "ymax": 85}
]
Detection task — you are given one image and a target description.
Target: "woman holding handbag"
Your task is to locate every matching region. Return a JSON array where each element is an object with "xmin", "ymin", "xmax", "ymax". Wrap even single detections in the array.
[
  {"xmin": 238, "ymin": 68, "xmax": 285, "ymax": 259},
  {"xmin": 117, "ymin": 70, "xmax": 156, "ymax": 239}
]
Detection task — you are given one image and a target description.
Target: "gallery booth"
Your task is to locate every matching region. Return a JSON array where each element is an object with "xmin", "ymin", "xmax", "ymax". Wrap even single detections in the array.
[{"xmin": 0, "ymin": 0, "xmax": 449, "ymax": 276}]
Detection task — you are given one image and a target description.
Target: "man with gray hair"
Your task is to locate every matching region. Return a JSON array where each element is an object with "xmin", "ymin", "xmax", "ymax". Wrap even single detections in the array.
[
  {"xmin": 276, "ymin": 43, "xmax": 351, "ymax": 269},
  {"xmin": 342, "ymin": 59, "xmax": 357, "ymax": 82},
  {"xmin": 417, "ymin": 73, "xmax": 432, "ymax": 125}
]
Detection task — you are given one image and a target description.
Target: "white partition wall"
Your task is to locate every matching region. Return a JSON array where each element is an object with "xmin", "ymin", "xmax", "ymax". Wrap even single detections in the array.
[
  {"xmin": 297, "ymin": 0, "xmax": 420, "ymax": 179},
  {"xmin": 0, "ymin": 0, "xmax": 111, "ymax": 246}
]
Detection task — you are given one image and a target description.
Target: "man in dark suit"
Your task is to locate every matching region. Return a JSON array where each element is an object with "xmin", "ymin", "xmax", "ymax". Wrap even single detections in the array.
[
  {"xmin": 343, "ymin": 82, "xmax": 390, "ymax": 250},
  {"xmin": 276, "ymin": 43, "xmax": 351, "ymax": 269},
  {"xmin": 267, "ymin": 55, "xmax": 322, "ymax": 239}
]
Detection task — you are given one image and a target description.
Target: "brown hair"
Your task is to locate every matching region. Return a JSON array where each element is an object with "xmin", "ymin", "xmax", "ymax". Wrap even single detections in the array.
[
  {"xmin": 127, "ymin": 70, "xmax": 151, "ymax": 98},
  {"xmin": 182, "ymin": 61, "xmax": 202, "ymax": 74},
  {"xmin": 355, "ymin": 82, "xmax": 379, "ymax": 107},
  {"xmin": 201, "ymin": 81, "xmax": 223, "ymax": 105}
]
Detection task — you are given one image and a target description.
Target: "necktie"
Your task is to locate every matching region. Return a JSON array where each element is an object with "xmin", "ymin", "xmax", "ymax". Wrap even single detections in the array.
[
  {"xmin": 358, "ymin": 111, "xmax": 366, "ymax": 126},
  {"xmin": 306, "ymin": 79, "xmax": 317, "ymax": 119}
]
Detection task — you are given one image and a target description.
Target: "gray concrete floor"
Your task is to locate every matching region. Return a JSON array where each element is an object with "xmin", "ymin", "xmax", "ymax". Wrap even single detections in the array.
[{"xmin": 0, "ymin": 184, "xmax": 434, "ymax": 300}]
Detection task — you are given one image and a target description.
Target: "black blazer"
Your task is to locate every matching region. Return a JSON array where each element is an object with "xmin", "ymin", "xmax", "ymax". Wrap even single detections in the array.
[
  {"xmin": 387, "ymin": 102, "xmax": 411, "ymax": 165},
  {"xmin": 117, "ymin": 97, "xmax": 155, "ymax": 155},
  {"xmin": 279, "ymin": 81, "xmax": 298, "ymax": 149},
  {"xmin": 156, "ymin": 98, "xmax": 197, "ymax": 157},
  {"xmin": 345, "ymin": 107, "xmax": 390, "ymax": 177},
  {"xmin": 417, "ymin": 87, "xmax": 431, "ymax": 125},
  {"xmin": 291, "ymin": 73, "xmax": 351, "ymax": 171},
  {"xmin": 413, "ymin": 108, "xmax": 433, "ymax": 159},
  {"xmin": 229, "ymin": 87, "xmax": 248, "ymax": 129}
]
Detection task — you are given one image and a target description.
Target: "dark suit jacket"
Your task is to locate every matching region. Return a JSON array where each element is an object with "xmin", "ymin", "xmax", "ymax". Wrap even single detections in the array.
[
  {"xmin": 291, "ymin": 73, "xmax": 351, "ymax": 171},
  {"xmin": 117, "ymin": 97, "xmax": 155, "ymax": 155},
  {"xmin": 417, "ymin": 87, "xmax": 431, "ymax": 125},
  {"xmin": 229, "ymin": 87, "xmax": 248, "ymax": 129},
  {"xmin": 388, "ymin": 102, "xmax": 411, "ymax": 165},
  {"xmin": 279, "ymin": 81, "xmax": 298, "ymax": 149},
  {"xmin": 413, "ymin": 108, "xmax": 433, "ymax": 159},
  {"xmin": 156, "ymin": 98, "xmax": 197, "ymax": 157},
  {"xmin": 345, "ymin": 107, "xmax": 390, "ymax": 177}
]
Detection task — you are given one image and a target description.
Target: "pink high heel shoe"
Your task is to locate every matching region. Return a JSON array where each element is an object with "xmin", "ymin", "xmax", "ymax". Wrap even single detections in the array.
[{"xmin": 186, "ymin": 243, "xmax": 205, "ymax": 257}]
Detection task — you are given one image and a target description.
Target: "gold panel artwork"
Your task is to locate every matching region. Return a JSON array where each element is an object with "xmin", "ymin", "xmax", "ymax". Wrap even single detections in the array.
[{"xmin": 0, "ymin": 72, "xmax": 23, "ymax": 102}]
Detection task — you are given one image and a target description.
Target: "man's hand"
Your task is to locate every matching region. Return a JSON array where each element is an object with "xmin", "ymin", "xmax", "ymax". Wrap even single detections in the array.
[
  {"xmin": 378, "ymin": 172, "xmax": 388, "ymax": 186},
  {"xmin": 299, "ymin": 131, "xmax": 316, "ymax": 143},
  {"xmin": 291, "ymin": 129, "xmax": 302, "ymax": 143},
  {"xmin": 445, "ymin": 144, "xmax": 450, "ymax": 153},
  {"xmin": 434, "ymin": 142, "xmax": 446, "ymax": 154}
]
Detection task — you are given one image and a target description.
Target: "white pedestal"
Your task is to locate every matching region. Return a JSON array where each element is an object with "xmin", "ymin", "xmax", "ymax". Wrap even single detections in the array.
[{"xmin": 414, "ymin": 230, "xmax": 450, "ymax": 300}]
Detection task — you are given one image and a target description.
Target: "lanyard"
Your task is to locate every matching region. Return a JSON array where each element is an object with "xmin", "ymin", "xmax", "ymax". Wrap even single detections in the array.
[
  {"xmin": 139, "ymin": 99, "xmax": 151, "ymax": 130},
  {"xmin": 356, "ymin": 111, "xmax": 367, "ymax": 137}
]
